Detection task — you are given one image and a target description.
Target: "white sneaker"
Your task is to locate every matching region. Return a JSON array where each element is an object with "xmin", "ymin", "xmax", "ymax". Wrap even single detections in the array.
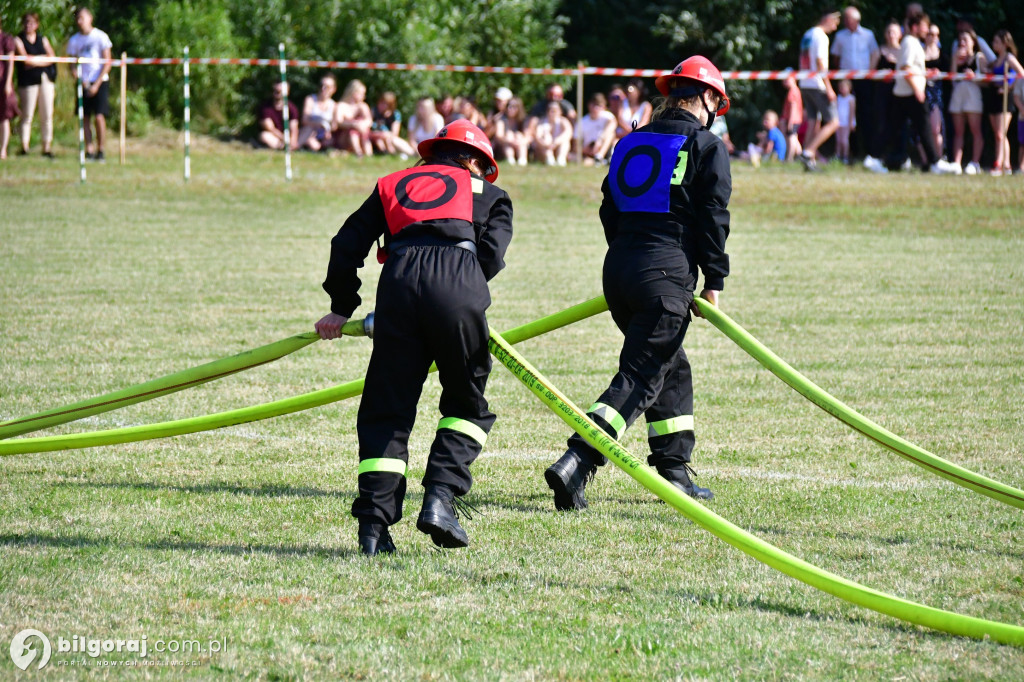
[
  {"xmin": 929, "ymin": 159, "xmax": 957, "ymax": 175},
  {"xmin": 965, "ymin": 162, "xmax": 980, "ymax": 175},
  {"xmin": 950, "ymin": 161, "xmax": 963, "ymax": 175},
  {"xmin": 901, "ymin": 158, "xmax": 913, "ymax": 172},
  {"xmin": 863, "ymin": 155, "xmax": 887, "ymax": 173}
]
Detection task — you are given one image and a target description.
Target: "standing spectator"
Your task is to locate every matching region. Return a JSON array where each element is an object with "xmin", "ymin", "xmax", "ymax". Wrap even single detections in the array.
[
  {"xmin": 626, "ymin": 78, "xmax": 652, "ymax": 129},
  {"xmin": 780, "ymin": 73, "xmax": 803, "ymax": 161},
  {"xmin": 532, "ymin": 99, "xmax": 573, "ymax": 166},
  {"xmin": 949, "ymin": 29, "xmax": 985, "ymax": 174},
  {"xmin": 951, "ymin": 16, "xmax": 997, "ymax": 65},
  {"xmin": 369, "ymin": 91, "xmax": 415, "ymax": 158},
  {"xmin": 923, "ymin": 23, "xmax": 946, "ymax": 158},
  {"xmin": 406, "ymin": 96, "xmax": 445, "ymax": 153},
  {"xmin": 296, "ymin": 74, "xmax": 336, "ymax": 152},
  {"xmin": 797, "ymin": 9, "xmax": 842, "ymax": 171},
  {"xmin": 979, "ymin": 30, "xmax": 1022, "ymax": 176},
  {"xmin": 830, "ymin": 6, "xmax": 878, "ymax": 160},
  {"xmin": 14, "ymin": 12, "xmax": 57, "ymax": 157},
  {"xmin": 878, "ymin": 12, "xmax": 957, "ymax": 173},
  {"xmin": 0, "ymin": 14, "xmax": 18, "ymax": 160},
  {"xmin": 864, "ymin": 20, "xmax": 903, "ymax": 173},
  {"xmin": 333, "ymin": 79, "xmax": 373, "ymax": 158},
  {"xmin": 578, "ymin": 92, "xmax": 617, "ymax": 165},
  {"xmin": 492, "ymin": 96, "xmax": 530, "ymax": 166},
  {"xmin": 1014, "ymin": 77, "xmax": 1024, "ymax": 173},
  {"xmin": 607, "ymin": 83, "xmax": 631, "ymax": 139},
  {"xmin": 835, "ymin": 79, "xmax": 856, "ymax": 163},
  {"xmin": 257, "ymin": 81, "xmax": 299, "ymax": 150},
  {"xmin": 65, "ymin": 8, "xmax": 111, "ymax": 162}
]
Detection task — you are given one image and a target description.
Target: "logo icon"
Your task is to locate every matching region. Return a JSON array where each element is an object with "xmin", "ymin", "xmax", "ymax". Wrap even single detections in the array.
[{"xmin": 10, "ymin": 629, "xmax": 52, "ymax": 671}]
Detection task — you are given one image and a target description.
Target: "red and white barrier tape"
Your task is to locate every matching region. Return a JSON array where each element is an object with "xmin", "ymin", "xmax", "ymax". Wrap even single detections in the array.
[{"xmin": 0, "ymin": 55, "xmax": 1009, "ymax": 82}]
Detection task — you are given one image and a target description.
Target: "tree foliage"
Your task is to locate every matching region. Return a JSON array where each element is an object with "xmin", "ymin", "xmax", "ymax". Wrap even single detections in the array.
[{"xmin": 1, "ymin": 0, "xmax": 1019, "ymax": 139}]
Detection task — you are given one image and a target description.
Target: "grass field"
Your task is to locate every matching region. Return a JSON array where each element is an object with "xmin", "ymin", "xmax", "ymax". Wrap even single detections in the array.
[{"xmin": 2, "ymin": 136, "xmax": 1023, "ymax": 680}]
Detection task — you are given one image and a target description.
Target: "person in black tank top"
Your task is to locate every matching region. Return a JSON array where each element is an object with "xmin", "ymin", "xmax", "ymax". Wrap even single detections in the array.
[{"xmin": 14, "ymin": 12, "xmax": 57, "ymax": 156}]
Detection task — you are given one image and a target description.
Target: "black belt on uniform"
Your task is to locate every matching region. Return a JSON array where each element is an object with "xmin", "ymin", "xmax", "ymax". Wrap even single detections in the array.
[{"xmin": 390, "ymin": 237, "xmax": 477, "ymax": 256}]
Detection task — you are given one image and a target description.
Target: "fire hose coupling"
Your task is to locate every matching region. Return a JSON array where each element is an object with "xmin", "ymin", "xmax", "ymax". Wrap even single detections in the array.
[{"xmin": 363, "ymin": 312, "xmax": 374, "ymax": 339}]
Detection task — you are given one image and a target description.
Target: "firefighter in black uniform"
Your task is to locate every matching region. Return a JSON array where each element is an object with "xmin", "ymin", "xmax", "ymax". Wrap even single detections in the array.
[
  {"xmin": 316, "ymin": 120, "xmax": 513, "ymax": 554},
  {"xmin": 545, "ymin": 56, "xmax": 732, "ymax": 510}
]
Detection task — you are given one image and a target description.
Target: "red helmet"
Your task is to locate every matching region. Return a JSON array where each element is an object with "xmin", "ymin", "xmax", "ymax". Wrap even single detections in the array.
[
  {"xmin": 654, "ymin": 56, "xmax": 730, "ymax": 115},
  {"xmin": 417, "ymin": 119, "xmax": 499, "ymax": 182}
]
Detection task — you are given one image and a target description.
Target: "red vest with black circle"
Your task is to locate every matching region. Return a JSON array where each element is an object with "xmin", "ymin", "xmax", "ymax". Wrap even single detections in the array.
[{"xmin": 378, "ymin": 164, "xmax": 475, "ymax": 237}]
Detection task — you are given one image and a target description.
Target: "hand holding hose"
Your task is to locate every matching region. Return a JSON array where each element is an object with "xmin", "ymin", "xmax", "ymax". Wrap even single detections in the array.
[
  {"xmin": 691, "ymin": 289, "xmax": 719, "ymax": 318},
  {"xmin": 315, "ymin": 312, "xmax": 349, "ymax": 340}
]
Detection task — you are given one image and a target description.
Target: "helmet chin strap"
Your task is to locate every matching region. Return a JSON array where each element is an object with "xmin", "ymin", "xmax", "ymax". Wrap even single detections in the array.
[{"xmin": 702, "ymin": 96, "xmax": 717, "ymax": 130}]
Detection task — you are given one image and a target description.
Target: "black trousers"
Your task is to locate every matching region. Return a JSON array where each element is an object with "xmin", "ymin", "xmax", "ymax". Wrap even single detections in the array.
[
  {"xmin": 567, "ymin": 244, "xmax": 697, "ymax": 481},
  {"xmin": 351, "ymin": 245, "xmax": 495, "ymax": 526},
  {"xmin": 850, "ymin": 79, "xmax": 875, "ymax": 159},
  {"xmin": 885, "ymin": 94, "xmax": 940, "ymax": 170}
]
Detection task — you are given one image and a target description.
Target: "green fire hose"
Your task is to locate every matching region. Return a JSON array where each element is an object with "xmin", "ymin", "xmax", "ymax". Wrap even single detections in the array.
[
  {"xmin": 0, "ymin": 296, "xmax": 609, "ymax": 456},
  {"xmin": 0, "ymin": 318, "xmax": 368, "ymax": 441},
  {"xmin": 487, "ymin": 327, "xmax": 1024, "ymax": 646},
  {"xmin": 691, "ymin": 298, "xmax": 1024, "ymax": 510}
]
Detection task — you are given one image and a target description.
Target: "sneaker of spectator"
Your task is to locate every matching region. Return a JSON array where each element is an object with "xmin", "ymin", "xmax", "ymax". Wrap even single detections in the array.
[
  {"xmin": 929, "ymin": 159, "xmax": 959, "ymax": 174},
  {"xmin": 964, "ymin": 161, "xmax": 981, "ymax": 175},
  {"xmin": 863, "ymin": 155, "xmax": 886, "ymax": 172}
]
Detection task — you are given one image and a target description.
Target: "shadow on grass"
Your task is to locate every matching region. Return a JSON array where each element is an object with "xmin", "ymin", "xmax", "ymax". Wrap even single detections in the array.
[
  {"xmin": 749, "ymin": 524, "xmax": 1024, "ymax": 561},
  {"xmin": 57, "ymin": 479, "xmax": 358, "ymax": 501},
  {"xmin": 0, "ymin": 531, "xmax": 361, "ymax": 560}
]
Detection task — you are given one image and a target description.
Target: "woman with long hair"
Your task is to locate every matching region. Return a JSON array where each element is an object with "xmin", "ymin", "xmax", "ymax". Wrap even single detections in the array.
[
  {"xmin": 979, "ymin": 30, "xmax": 1023, "ymax": 175},
  {"xmin": 948, "ymin": 30, "xmax": 985, "ymax": 174}
]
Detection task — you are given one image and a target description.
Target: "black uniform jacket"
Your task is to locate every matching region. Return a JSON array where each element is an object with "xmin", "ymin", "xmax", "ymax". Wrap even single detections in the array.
[
  {"xmin": 599, "ymin": 108, "xmax": 731, "ymax": 292},
  {"xmin": 323, "ymin": 160, "xmax": 514, "ymax": 318}
]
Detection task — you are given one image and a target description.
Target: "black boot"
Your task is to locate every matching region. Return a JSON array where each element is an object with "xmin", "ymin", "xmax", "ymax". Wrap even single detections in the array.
[
  {"xmin": 358, "ymin": 521, "xmax": 396, "ymax": 556},
  {"xmin": 665, "ymin": 463, "xmax": 714, "ymax": 501},
  {"xmin": 545, "ymin": 449, "xmax": 596, "ymax": 511},
  {"xmin": 416, "ymin": 485, "xmax": 469, "ymax": 548}
]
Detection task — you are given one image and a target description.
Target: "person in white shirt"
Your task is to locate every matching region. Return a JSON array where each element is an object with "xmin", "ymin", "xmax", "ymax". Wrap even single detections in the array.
[
  {"xmin": 66, "ymin": 8, "xmax": 112, "ymax": 161},
  {"xmin": 578, "ymin": 93, "xmax": 617, "ymax": 165},
  {"xmin": 830, "ymin": 6, "xmax": 878, "ymax": 160},
  {"xmin": 797, "ymin": 9, "xmax": 841, "ymax": 171},
  {"xmin": 876, "ymin": 11, "xmax": 956, "ymax": 173}
]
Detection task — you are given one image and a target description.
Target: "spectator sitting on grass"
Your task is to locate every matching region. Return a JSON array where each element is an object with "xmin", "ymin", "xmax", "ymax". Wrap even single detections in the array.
[
  {"xmin": 407, "ymin": 96, "xmax": 445, "ymax": 154},
  {"xmin": 333, "ymin": 79, "xmax": 374, "ymax": 158},
  {"xmin": 532, "ymin": 99, "xmax": 572, "ymax": 166},
  {"xmin": 257, "ymin": 81, "xmax": 299, "ymax": 151},
  {"xmin": 296, "ymin": 74, "xmax": 336, "ymax": 152},
  {"xmin": 578, "ymin": 92, "xmax": 617, "ymax": 165},
  {"xmin": 369, "ymin": 91, "xmax": 415, "ymax": 158},
  {"xmin": 745, "ymin": 109, "xmax": 787, "ymax": 166},
  {"xmin": 492, "ymin": 95, "xmax": 530, "ymax": 166}
]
